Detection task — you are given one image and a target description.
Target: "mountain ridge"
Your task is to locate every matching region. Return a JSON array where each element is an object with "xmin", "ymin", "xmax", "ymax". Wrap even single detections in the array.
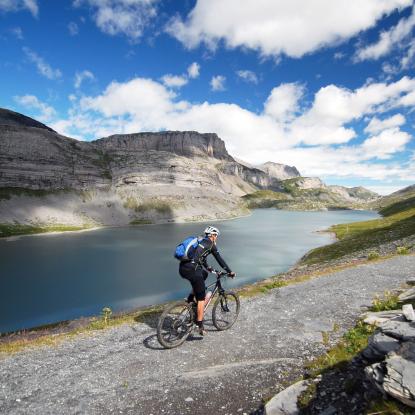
[{"xmin": 0, "ymin": 108, "xmax": 380, "ymax": 233}]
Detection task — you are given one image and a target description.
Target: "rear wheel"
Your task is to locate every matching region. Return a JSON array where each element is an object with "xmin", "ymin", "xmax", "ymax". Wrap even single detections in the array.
[
  {"xmin": 212, "ymin": 291, "xmax": 240, "ymax": 331},
  {"xmin": 157, "ymin": 301, "xmax": 194, "ymax": 349}
]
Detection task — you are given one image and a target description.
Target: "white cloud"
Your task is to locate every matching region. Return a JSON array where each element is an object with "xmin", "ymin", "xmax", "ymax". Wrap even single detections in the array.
[
  {"xmin": 236, "ymin": 70, "xmax": 258, "ymax": 84},
  {"xmin": 0, "ymin": 0, "xmax": 38, "ymax": 17},
  {"xmin": 355, "ymin": 6, "xmax": 415, "ymax": 61},
  {"xmin": 401, "ymin": 39, "xmax": 415, "ymax": 69},
  {"xmin": 54, "ymin": 74, "xmax": 415, "ymax": 182},
  {"xmin": 187, "ymin": 62, "xmax": 200, "ymax": 79},
  {"xmin": 166, "ymin": 0, "xmax": 412, "ymax": 59},
  {"xmin": 74, "ymin": 70, "xmax": 95, "ymax": 88},
  {"xmin": 364, "ymin": 114, "xmax": 406, "ymax": 134},
  {"xmin": 290, "ymin": 77, "xmax": 415, "ymax": 145},
  {"xmin": 14, "ymin": 95, "xmax": 56, "ymax": 121},
  {"xmin": 264, "ymin": 83, "xmax": 304, "ymax": 122},
  {"xmin": 68, "ymin": 21, "xmax": 79, "ymax": 36},
  {"xmin": 161, "ymin": 74, "xmax": 188, "ymax": 88},
  {"xmin": 23, "ymin": 47, "xmax": 62, "ymax": 80},
  {"xmin": 361, "ymin": 127, "xmax": 411, "ymax": 159},
  {"xmin": 74, "ymin": 0, "xmax": 158, "ymax": 40},
  {"xmin": 210, "ymin": 75, "xmax": 226, "ymax": 91}
]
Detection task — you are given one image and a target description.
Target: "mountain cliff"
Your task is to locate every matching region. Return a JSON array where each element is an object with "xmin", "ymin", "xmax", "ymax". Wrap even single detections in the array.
[
  {"xmin": 0, "ymin": 108, "xmax": 379, "ymax": 232},
  {"xmin": 258, "ymin": 161, "xmax": 300, "ymax": 180}
]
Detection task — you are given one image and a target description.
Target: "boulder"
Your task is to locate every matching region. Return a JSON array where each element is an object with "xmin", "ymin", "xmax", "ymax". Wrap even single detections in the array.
[
  {"xmin": 367, "ymin": 342, "xmax": 415, "ymax": 408},
  {"xmin": 407, "ymin": 279, "xmax": 415, "ymax": 286},
  {"xmin": 265, "ymin": 380, "xmax": 309, "ymax": 415},
  {"xmin": 363, "ymin": 332, "xmax": 401, "ymax": 361},
  {"xmin": 379, "ymin": 319, "xmax": 415, "ymax": 341},
  {"xmin": 403, "ymin": 304, "xmax": 415, "ymax": 322},
  {"xmin": 362, "ymin": 310, "xmax": 403, "ymax": 326},
  {"xmin": 398, "ymin": 288, "xmax": 415, "ymax": 301}
]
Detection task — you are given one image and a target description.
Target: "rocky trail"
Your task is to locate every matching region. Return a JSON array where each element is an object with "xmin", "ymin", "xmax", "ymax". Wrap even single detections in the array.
[{"xmin": 1, "ymin": 255, "xmax": 414, "ymax": 415}]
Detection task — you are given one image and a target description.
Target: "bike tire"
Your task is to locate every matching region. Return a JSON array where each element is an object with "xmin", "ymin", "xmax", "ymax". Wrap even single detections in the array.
[
  {"xmin": 157, "ymin": 301, "xmax": 194, "ymax": 349},
  {"xmin": 212, "ymin": 291, "xmax": 240, "ymax": 331}
]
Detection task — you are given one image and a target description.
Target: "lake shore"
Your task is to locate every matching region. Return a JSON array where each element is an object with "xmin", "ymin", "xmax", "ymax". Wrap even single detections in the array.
[
  {"xmin": 0, "ymin": 209, "xmax": 381, "ymax": 336},
  {"xmin": 0, "ymin": 208, "xmax": 254, "ymax": 240}
]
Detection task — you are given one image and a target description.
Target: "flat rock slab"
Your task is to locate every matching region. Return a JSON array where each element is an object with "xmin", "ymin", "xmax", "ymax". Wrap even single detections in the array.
[
  {"xmin": 363, "ymin": 310, "xmax": 402, "ymax": 326},
  {"xmin": 403, "ymin": 304, "xmax": 415, "ymax": 321},
  {"xmin": 367, "ymin": 341, "xmax": 415, "ymax": 408},
  {"xmin": 265, "ymin": 380, "xmax": 309, "ymax": 415},
  {"xmin": 363, "ymin": 332, "xmax": 401, "ymax": 361},
  {"xmin": 398, "ymin": 287, "xmax": 415, "ymax": 301},
  {"xmin": 379, "ymin": 319, "xmax": 415, "ymax": 341},
  {"xmin": 1, "ymin": 255, "xmax": 414, "ymax": 415},
  {"xmin": 383, "ymin": 342, "xmax": 415, "ymax": 408}
]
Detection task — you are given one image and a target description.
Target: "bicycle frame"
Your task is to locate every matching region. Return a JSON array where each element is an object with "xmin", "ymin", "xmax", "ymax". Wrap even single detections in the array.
[{"xmin": 203, "ymin": 271, "xmax": 227, "ymax": 311}]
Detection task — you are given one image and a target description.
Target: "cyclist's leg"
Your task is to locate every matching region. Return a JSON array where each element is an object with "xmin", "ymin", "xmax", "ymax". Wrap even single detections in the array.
[
  {"xmin": 193, "ymin": 269, "xmax": 206, "ymax": 321},
  {"xmin": 179, "ymin": 262, "xmax": 197, "ymax": 303},
  {"xmin": 179, "ymin": 263, "xmax": 206, "ymax": 331}
]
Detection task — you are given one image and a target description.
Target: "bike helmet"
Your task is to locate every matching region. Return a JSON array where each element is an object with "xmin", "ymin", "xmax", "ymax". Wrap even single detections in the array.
[{"xmin": 204, "ymin": 225, "xmax": 220, "ymax": 236}]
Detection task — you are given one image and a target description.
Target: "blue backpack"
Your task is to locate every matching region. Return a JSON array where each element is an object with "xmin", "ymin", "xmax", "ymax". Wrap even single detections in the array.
[{"xmin": 174, "ymin": 236, "xmax": 201, "ymax": 261}]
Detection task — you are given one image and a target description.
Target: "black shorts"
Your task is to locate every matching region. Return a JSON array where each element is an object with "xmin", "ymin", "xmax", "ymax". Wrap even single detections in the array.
[{"xmin": 179, "ymin": 262, "xmax": 208, "ymax": 301}]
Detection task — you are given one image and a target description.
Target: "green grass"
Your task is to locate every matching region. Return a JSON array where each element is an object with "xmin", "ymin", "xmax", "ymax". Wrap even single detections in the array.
[
  {"xmin": 0, "ymin": 223, "xmax": 92, "ymax": 238},
  {"xmin": 302, "ymin": 207, "xmax": 415, "ymax": 264},
  {"xmin": 379, "ymin": 195, "xmax": 415, "ymax": 217},
  {"xmin": 241, "ymin": 190, "xmax": 290, "ymax": 208},
  {"xmin": 369, "ymin": 290, "xmax": 399, "ymax": 312},
  {"xmin": 365, "ymin": 398, "xmax": 414, "ymax": 414},
  {"xmin": 0, "ymin": 304, "xmax": 164, "ymax": 355},
  {"xmin": 123, "ymin": 197, "xmax": 172, "ymax": 215},
  {"xmin": 397, "ymin": 246, "xmax": 410, "ymax": 255},
  {"xmin": 242, "ymin": 190, "xmax": 289, "ymax": 201},
  {"xmin": 129, "ymin": 219, "xmax": 152, "ymax": 225},
  {"xmin": 305, "ymin": 320, "xmax": 376, "ymax": 378}
]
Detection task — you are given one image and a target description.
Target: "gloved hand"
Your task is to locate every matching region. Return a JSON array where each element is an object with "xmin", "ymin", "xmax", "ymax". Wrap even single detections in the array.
[
  {"xmin": 228, "ymin": 271, "xmax": 236, "ymax": 278},
  {"xmin": 207, "ymin": 266, "xmax": 213, "ymax": 272}
]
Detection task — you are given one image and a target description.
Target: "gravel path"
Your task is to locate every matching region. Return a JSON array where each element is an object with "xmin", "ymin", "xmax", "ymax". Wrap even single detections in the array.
[{"xmin": 1, "ymin": 255, "xmax": 414, "ymax": 415}]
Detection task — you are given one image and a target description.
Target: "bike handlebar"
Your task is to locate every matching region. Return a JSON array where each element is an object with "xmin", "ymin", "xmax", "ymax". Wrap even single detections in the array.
[{"xmin": 212, "ymin": 269, "xmax": 233, "ymax": 278}]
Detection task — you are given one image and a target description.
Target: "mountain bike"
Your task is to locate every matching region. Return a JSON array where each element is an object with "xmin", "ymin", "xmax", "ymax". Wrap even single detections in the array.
[{"xmin": 157, "ymin": 270, "xmax": 240, "ymax": 349}]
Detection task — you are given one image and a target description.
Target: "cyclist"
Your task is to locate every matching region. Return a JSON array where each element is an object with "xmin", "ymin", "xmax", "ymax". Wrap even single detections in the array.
[{"xmin": 179, "ymin": 225, "xmax": 235, "ymax": 336}]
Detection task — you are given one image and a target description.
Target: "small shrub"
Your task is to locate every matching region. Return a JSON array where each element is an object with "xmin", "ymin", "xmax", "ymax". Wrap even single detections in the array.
[
  {"xmin": 397, "ymin": 246, "xmax": 409, "ymax": 255},
  {"xmin": 367, "ymin": 251, "xmax": 380, "ymax": 260},
  {"xmin": 101, "ymin": 307, "xmax": 112, "ymax": 325},
  {"xmin": 297, "ymin": 382, "xmax": 317, "ymax": 409},
  {"xmin": 305, "ymin": 320, "xmax": 375, "ymax": 377},
  {"xmin": 321, "ymin": 331, "xmax": 330, "ymax": 347},
  {"xmin": 370, "ymin": 290, "xmax": 399, "ymax": 312}
]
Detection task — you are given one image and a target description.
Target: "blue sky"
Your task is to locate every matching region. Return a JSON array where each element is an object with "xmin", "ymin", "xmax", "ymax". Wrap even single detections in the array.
[{"xmin": 1, "ymin": 0, "xmax": 415, "ymax": 194}]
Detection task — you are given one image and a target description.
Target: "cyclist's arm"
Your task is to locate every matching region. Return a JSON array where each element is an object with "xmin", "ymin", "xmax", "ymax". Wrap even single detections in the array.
[{"xmin": 211, "ymin": 243, "xmax": 232, "ymax": 273}]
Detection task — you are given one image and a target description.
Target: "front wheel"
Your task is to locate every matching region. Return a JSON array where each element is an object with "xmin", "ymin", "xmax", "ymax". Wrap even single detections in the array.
[
  {"xmin": 157, "ymin": 301, "xmax": 194, "ymax": 349},
  {"xmin": 212, "ymin": 291, "xmax": 240, "ymax": 331}
]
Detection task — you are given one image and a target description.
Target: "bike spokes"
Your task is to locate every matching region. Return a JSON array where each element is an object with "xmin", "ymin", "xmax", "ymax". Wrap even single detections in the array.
[
  {"xmin": 212, "ymin": 291, "xmax": 240, "ymax": 331},
  {"xmin": 157, "ymin": 302, "xmax": 194, "ymax": 348}
]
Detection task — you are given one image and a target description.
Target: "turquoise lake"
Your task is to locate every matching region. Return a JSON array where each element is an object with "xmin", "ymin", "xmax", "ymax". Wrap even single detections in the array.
[{"xmin": 0, "ymin": 209, "xmax": 379, "ymax": 333}]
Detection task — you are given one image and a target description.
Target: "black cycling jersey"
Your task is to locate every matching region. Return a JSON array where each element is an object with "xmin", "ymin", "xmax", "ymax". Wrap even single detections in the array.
[{"xmin": 191, "ymin": 237, "xmax": 232, "ymax": 273}]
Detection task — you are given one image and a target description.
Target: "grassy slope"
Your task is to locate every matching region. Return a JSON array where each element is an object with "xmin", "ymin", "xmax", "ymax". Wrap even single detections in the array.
[
  {"xmin": 242, "ymin": 179, "xmax": 369, "ymax": 210},
  {"xmin": 302, "ymin": 196, "xmax": 415, "ymax": 264}
]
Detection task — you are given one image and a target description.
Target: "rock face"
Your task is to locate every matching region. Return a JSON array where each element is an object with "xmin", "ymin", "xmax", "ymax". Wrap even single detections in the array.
[
  {"xmin": 0, "ymin": 108, "xmax": 379, "ymax": 227},
  {"xmin": 364, "ymin": 305, "xmax": 415, "ymax": 408},
  {"xmin": 97, "ymin": 131, "xmax": 233, "ymax": 161},
  {"xmin": 258, "ymin": 161, "xmax": 300, "ymax": 181},
  {"xmin": 0, "ymin": 109, "xmax": 269, "ymax": 226},
  {"xmin": 367, "ymin": 342, "xmax": 415, "ymax": 408}
]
